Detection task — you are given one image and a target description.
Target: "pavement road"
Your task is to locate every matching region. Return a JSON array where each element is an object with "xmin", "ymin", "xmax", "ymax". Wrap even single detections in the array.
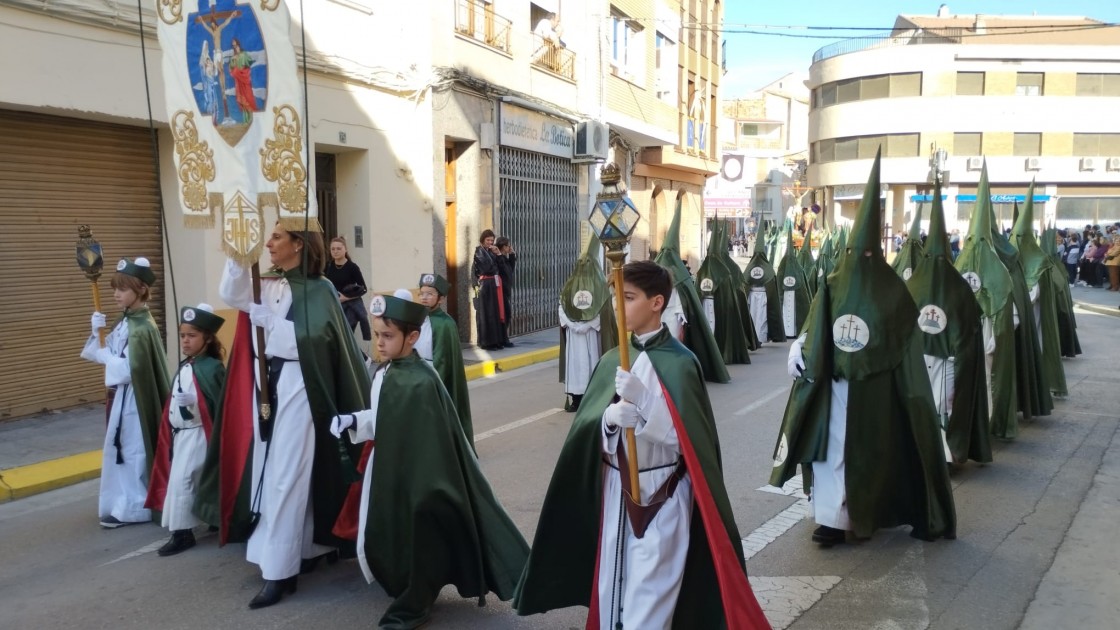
[{"xmin": 1, "ymin": 307, "xmax": 1117, "ymax": 629}]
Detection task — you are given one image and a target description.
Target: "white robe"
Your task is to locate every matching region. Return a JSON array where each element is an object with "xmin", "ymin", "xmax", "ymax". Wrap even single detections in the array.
[
  {"xmin": 81, "ymin": 320, "xmax": 151, "ymax": 524},
  {"xmin": 220, "ymin": 260, "xmax": 332, "ymax": 581},
  {"xmin": 701, "ymin": 296, "xmax": 716, "ymax": 333},
  {"xmin": 811, "ymin": 378, "xmax": 851, "ymax": 530},
  {"xmin": 347, "ymin": 363, "xmax": 388, "ymax": 584},
  {"xmin": 559, "ymin": 304, "xmax": 601, "ymax": 396},
  {"xmin": 416, "ymin": 316, "xmax": 434, "ymax": 364},
  {"xmin": 748, "ymin": 287, "xmax": 768, "ymax": 341},
  {"xmin": 981, "ymin": 316, "xmax": 997, "ymax": 418},
  {"xmin": 660, "ymin": 288, "xmax": 687, "ymax": 342},
  {"xmin": 161, "ymin": 362, "xmax": 209, "ymax": 530},
  {"xmin": 782, "ymin": 290, "xmax": 798, "ymax": 338},
  {"xmin": 1028, "ymin": 283, "xmax": 1042, "ymax": 348},
  {"xmin": 597, "ymin": 336, "xmax": 692, "ymax": 630},
  {"xmin": 924, "ymin": 355, "xmax": 956, "ymax": 462}
]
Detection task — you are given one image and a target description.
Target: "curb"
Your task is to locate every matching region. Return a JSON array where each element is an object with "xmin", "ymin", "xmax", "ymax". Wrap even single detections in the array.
[
  {"xmin": 464, "ymin": 345, "xmax": 560, "ymax": 381},
  {"xmin": 0, "ymin": 346, "xmax": 560, "ymax": 504},
  {"xmin": 0, "ymin": 450, "xmax": 101, "ymax": 503},
  {"xmin": 1074, "ymin": 301, "xmax": 1120, "ymax": 318}
]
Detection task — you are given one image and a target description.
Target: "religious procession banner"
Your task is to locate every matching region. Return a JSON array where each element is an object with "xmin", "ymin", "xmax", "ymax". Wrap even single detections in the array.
[{"xmin": 156, "ymin": 0, "xmax": 318, "ymax": 265}]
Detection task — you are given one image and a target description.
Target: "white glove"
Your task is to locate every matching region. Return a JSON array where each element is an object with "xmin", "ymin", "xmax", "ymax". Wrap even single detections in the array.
[
  {"xmin": 172, "ymin": 391, "xmax": 197, "ymax": 408},
  {"xmin": 603, "ymin": 401, "xmax": 641, "ymax": 431},
  {"xmin": 615, "ymin": 367, "xmax": 649, "ymax": 408},
  {"xmin": 91, "ymin": 312, "xmax": 106, "ymax": 336},
  {"xmin": 330, "ymin": 414, "xmax": 354, "ymax": 438},
  {"xmin": 249, "ymin": 303, "xmax": 274, "ymax": 329},
  {"xmin": 787, "ymin": 334, "xmax": 806, "ymax": 378}
]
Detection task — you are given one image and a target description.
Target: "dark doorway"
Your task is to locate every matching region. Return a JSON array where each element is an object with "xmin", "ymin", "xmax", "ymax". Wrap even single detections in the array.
[{"xmin": 316, "ymin": 152, "xmax": 338, "ymax": 239}]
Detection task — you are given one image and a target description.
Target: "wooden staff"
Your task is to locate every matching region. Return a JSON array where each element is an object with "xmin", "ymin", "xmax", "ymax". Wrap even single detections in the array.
[
  {"xmin": 76, "ymin": 226, "xmax": 106, "ymax": 347},
  {"xmin": 605, "ymin": 248, "xmax": 640, "ymax": 501},
  {"xmin": 251, "ymin": 263, "xmax": 272, "ymax": 435}
]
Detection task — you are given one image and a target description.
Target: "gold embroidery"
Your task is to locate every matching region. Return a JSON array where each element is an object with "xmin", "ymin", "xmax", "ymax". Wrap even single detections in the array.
[
  {"xmin": 171, "ymin": 110, "xmax": 217, "ymax": 227},
  {"xmin": 259, "ymin": 0, "xmax": 281, "ymax": 10},
  {"xmin": 157, "ymin": 0, "xmax": 183, "ymax": 25},
  {"xmin": 220, "ymin": 192, "xmax": 266, "ymax": 266},
  {"xmin": 260, "ymin": 105, "xmax": 309, "ymax": 219}
]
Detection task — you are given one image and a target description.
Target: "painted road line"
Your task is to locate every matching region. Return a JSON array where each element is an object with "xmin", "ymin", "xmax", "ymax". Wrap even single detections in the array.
[
  {"xmin": 474, "ymin": 408, "xmax": 565, "ymax": 442},
  {"xmin": 734, "ymin": 386, "xmax": 791, "ymax": 417},
  {"xmin": 750, "ymin": 576, "xmax": 842, "ymax": 630},
  {"xmin": 743, "ymin": 499, "xmax": 811, "ymax": 561},
  {"xmin": 758, "ymin": 473, "xmax": 807, "ymax": 499},
  {"xmin": 100, "ymin": 538, "xmax": 167, "ymax": 567}
]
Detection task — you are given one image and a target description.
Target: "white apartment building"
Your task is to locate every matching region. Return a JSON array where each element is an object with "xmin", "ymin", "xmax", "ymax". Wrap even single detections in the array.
[{"xmin": 806, "ymin": 8, "xmax": 1120, "ymax": 236}]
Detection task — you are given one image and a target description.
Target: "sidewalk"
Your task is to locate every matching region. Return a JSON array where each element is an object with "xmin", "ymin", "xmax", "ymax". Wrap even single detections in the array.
[
  {"xmin": 0, "ymin": 327, "xmax": 559, "ymax": 503},
  {"xmin": 1070, "ymin": 284, "xmax": 1120, "ymax": 317}
]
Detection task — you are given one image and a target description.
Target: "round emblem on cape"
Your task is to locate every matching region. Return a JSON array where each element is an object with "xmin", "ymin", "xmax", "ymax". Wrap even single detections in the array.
[
  {"xmin": 749, "ymin": 267, "xmax": 764, "ymax": 280},
  {"xmin": 783, "ymin": 276, "xmax": 796, "ymax": 288},
  {"xmin": 116, "ymin": 259, "xmax": 128, "ymax": 271},
  {"xmin": 183, "ymin": 308, "xmax": 196, "ymax": 322},
  {"xmin": 700, "ymin": 278, "xmax": 714, "ymax": 292},
  {"xmin": 572, "ymin": 290, "xmax": 594, "ymax": 310},
  {"xmin": 369, "ymin": 295, "xmax": 387, "ymax": 316},
  {"xmin": 917, "ymin": 304, "xmax": 948, "ymax": 335},
  {"xmin": 421, "ymin": 273, "xmax": 435, "ymax": 285},
  {"xmin": 833, "ymin": 314, "xmax": 870, "ymax": 353},
  {"xmin": 818, "ymin": 267, "xmax": 824, "ymax": 278},
  {"xmin": 773, "ymin": 433, "xmax": 789, "ymax": 468},
  {"xmin": 962, "ymin": 271, "xmax": 982, "ymax": 293},
  {"xmin": 903, "ymin": 267, "xmax": 913, "ymax": 281}
]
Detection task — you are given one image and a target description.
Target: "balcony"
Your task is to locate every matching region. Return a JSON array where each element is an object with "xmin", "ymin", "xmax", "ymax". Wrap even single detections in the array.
[
  {"xmin": 455, "ymin": 0, "xmax": 511, "ymax": 55},
  {"xmin": 530, "ymin": 33, "xmax": 576, "ymax": 81},
  {"xmin": 812, "ymin": 28, "xmax": 966, "ymax": 64}
]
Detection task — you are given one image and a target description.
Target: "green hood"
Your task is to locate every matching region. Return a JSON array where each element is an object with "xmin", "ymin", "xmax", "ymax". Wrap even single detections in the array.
[
  {"xmin": 560, "ymin": 228, "xmax": 611, "ymax": 322},
  {"xmin": 1009, "ymin": 181, "xmax": 1048, "ymax": 288},
  {"xmin": 892, "ymin": 202, "xmax": 925, "ymax": 280},
  {"xmin": 955, "ymin": 163, "xmax": 1013, "ymax": 318}
]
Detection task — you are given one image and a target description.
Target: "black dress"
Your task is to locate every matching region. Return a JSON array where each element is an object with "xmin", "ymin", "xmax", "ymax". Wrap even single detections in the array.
[
  {"xmin": 324, "ymin": 259, "xmax": 371, "ymax": 341},
  {"xmin": 472, "ymin": 246, "xmax": 505, "ymax": 348},
  {"xmin": 496, "ymin": 252, "xmax": 517, "ymax": 340}
]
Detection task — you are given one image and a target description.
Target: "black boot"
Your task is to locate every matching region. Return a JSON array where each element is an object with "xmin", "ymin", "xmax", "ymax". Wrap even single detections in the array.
[
  {"xmin": 299, "ymin": 549, "xmax": 339, "ymax": 574},
  {"xmin": 811, "ymin": 525, "xmax": 846, "ymax": 546},
  {"xmin": 564, "ymin": 394, "xmax": 582, "ymax": 413},
  {"xmin": 157, "ymin": 530, "xmax": 196, "ymax": 557},
  {"xmin": 248, "ymin": 576, "xmax": 298, "ymax": 609}
]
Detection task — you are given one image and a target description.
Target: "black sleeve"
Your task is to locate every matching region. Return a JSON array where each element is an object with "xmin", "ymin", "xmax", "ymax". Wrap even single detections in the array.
[{"xmin": 347, "ymin": 261, "xmax": 367, "ymax": 291}]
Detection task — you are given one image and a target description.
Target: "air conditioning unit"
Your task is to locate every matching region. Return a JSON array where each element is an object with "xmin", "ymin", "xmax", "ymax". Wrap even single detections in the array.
[
  {"xmin": 1080, "ymin": 157, "xmax": 1097, "ymax": 171},
  {"xmin": 1025, "ymin": 157, "xmax": 1041, "ymax": 171},
  {"xmin": 966, "ymin": 156, "xmax": 983, "ymax": 171},
  {"xmin": 574, "ymin": 120, "xmax": 609, "ymax": 162},
  {"xmin": 1107, "ymin": 157, "xmax": 1120, "ymax": 171}
]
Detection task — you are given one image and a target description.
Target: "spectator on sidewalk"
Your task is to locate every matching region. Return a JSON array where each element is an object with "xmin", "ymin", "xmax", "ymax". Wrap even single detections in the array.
[
  {"xmin": 1064, "ymin": 234, "xmax": 1081, "ymax": 286},
  {"xmin": 1105, "ymin": 234, "xmax": 1120, "ymax": 291},
  {"xmin": 325, "ymin": 237, "xmax": 371, "ymax": 354},
  {"xmin": 496, "ymin": 236, "xmax": 517, "ymax": 346},
  {"xmin": 472, "ymin": 230, "xmax": 506, "ymax": 350}
]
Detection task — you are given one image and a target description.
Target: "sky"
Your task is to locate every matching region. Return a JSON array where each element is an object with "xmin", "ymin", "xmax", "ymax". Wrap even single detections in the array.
[{"xmin": 721, "ymin": 0, "xmax": 1120, "ymax": 98}]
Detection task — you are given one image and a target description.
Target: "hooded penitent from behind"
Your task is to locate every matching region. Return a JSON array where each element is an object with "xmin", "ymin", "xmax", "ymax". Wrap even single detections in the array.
[
  {"xmin": 954, "ymin": 164, "xmax": 1018, "ymax": 439},
  {"xmin": 987, "ymin": 187, "xmax": 1053, "ymax": 419},
  {"xmin": 776, "ymin": 222, "xmax": 812, "ymax": 339},
  {"xmin": 1041, "ymin": 222, "xmax": 1082, "ymax": 358},
  {"xmin": 770, "ymin": 151, "xmax": 956, "ymax": 544},
  {"xmin": 714, "ymin": 223, "xmax": 762, "ymax": 351},
  {"xmin": 893, "ymin": 203, "xmax": 925, "ymax": 281},
  {"xmin": 744, "ymin": 247, "xmax": 785, "ymax": 343},
  {"xmin": 813, "ymin": 228, "xmax": 836, "ymax": 290},
  {"xmin": 905, "ymin": 176, "xmax": 991, "ymax": 464},
  {"xmin": 559, "ymin": 229, "xmax": 619, "ymax": 411},
  {"xmin": 653, "ymin": 194, "xmax": 731, "ymax": 383},
  {"xmin": 1010, "ymin": 186, "xmax": 1067, "ymax": 397},
  {"xmin": 695, "ymin": 220, "xmax": 752, "ymax": 364},
  {"xmin": 797, "ymin": 231, "xmax": 819, "ymax": 297}
]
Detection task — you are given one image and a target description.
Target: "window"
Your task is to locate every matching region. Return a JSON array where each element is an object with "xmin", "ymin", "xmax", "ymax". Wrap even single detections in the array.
[
  {"xmin": 889, "ymin": 72, "xmax": 922, "ymax": 97},
  {"xmin": 836, "ymin": 78, "xmax": 860, "ymax": 104},
  {"xmin": 814, "ymin": 134, "xmax": 921, "ymax": 162},
  {"xmin": 862, "ymin": 75, "xmax": 890, "ymax": 100},
  {"xmin": 1057, "ymin": 197, "xmax": 1120, "ymax": 224},
  {"xmin": 813, "ymin": 72, "xmax": 922, "ymax": 107},
  {"xmin": 820, "ymin": 83, "xmax": 837, "ymax": 107},
  {"xmin": 611, "ymin": 8, "xmax": 644, "ymax": 79},
  {"xmin": 1073, "ymin": 133, "xmax": 1120, "ymax": 156},
  {"xmin": 834, "ymin": 137, "xmax": 858, "ymax": 161},
  {"xmin": 1016, "ymin": 73, "xmax": 1044, "ymax": 96},
  {"xmin": 954, "ymin": 132, "xmax": 982, "ymax": 156},
  {"xmin": 886, "ymin": 133, "xmax": 919, "ymax": 157},
  {"xmin": 739, "ymin": 123, "xmax": 759, "ymax": 136},
  {"xmin": 956, "ymin": 72, "xmax": 985, "ymax": 95},
  {"xmin": 1013, "ymin": 133, "xmax": 1041, "ymax": 156},
  {"xmin": 655, "ymin": 32, "xmax": 677, "ymax": 102},
  {"xmin": 817, "ymin": 138, "xmax": 835, "ymax": 163},
  {"xmin": 1075, "ymin": 73, "xmax": 1120, "ymax": 96},
  {"xmin": 858, "ymin": 135, "xmax": 883, "ymax": 159}
]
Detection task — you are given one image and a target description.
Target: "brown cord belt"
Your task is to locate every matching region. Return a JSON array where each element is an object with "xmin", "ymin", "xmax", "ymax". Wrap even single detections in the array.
[{"xmin": 607, "ymin": 447, "xmax": 687, "ymax": 539}]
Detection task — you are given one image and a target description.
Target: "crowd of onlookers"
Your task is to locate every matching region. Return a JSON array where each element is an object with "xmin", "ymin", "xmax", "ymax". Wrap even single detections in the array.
[{"xmin": 1058, "ymin": 223, "xmax": 1120, "ymax": 291}]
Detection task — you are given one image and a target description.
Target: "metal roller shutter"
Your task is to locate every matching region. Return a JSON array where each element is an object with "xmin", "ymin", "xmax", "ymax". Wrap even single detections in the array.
[{"xmin": 0, "ymin": 109, "xmax": 164, "ymax": 420}]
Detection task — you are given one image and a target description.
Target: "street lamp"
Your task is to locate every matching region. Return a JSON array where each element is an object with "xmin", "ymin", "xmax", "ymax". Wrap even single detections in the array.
[{"xmin": 588, "ymin": 162, "xmax": 642, "ymax": 500}]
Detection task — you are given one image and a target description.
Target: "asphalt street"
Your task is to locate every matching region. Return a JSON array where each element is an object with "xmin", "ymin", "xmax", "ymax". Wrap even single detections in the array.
[{"xmin": 1, "ymin": 306, "xmax": 1117, "ymax": 630}]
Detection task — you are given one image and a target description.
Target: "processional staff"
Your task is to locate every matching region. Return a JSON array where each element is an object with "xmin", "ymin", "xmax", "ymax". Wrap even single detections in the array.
[{"xmin": 76, "ymin": 225, "xmax": 106, "ymax": 347}]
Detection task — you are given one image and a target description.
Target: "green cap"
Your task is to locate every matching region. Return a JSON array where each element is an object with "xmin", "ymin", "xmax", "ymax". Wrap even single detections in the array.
[
  {"xmin": 115, "ymin": 257, "xmax": 156, "ymax": 286},
  {"xmin": 180, "ymin": 303, "xmax": 225, "ymax": 334},
  {"xmin": 369, "ymin": 294, "xmax": 427, "ymax": 326},
  {"xmin": 418, "ymin": 273, "xmax": 450, "ymax": 296}
]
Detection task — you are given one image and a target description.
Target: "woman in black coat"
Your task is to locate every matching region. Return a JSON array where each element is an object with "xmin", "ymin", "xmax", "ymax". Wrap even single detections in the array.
[
  {"xmin": 472, "ymin": 230, "xmax": 508, "ymax": 350},
  {"xmin": 325, "ymin": 237, "xmax": 371, "ymax": 353}
]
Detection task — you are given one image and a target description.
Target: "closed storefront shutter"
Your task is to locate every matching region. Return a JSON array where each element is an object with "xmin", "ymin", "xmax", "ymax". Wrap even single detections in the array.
[{"xmin": 0, "ymin": 110, "xmax": 164, "ymax": 420}]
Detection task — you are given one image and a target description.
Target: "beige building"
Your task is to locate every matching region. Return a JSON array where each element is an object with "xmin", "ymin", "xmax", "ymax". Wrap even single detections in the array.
[{"xmin": 807, "ymin": 8, "xmax": 1120, "ymax": 236}]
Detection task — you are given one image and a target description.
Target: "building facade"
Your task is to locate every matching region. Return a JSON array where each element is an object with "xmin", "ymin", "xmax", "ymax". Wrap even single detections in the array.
[{"xmin": 806, "ymin": 9, "xmax": 1120, "ymax": 237}]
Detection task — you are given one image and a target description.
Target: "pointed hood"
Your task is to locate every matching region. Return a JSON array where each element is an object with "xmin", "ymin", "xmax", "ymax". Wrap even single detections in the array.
[
  {"xmin": 892, "ymin": 201, "xmax": 925, "ymax": 279},
  {"xmin": 654, "ymin": 194, "xmax": 691, "ymax": 285},
  {"xmin": 1010, "ymin": 180, "xmax": 1048, "ymax": 287},
  {"xmin": 661, "ymin": 192, "xmax": 683, "ymax": 253},
  {"xmin": 923, "ymin": 177, "xmax": 952, "ymax": 260},
  {"xmin": 955, "ymin": 162, "xmax": 1013, "ymax": 318},
  {"xmin": 907, "ymin": 203, "xmax": 923, "ymax": 241},
  {"xmin": 560, "ymin": 226, "xmax": 611, "ymax": 322},
  {"xmin": 812, "ymin": 150, "xmax": 918, "ymax": 380},
  {"xmin": 967, "ymin": 163, "xmax": 995, "ymax": 244}
]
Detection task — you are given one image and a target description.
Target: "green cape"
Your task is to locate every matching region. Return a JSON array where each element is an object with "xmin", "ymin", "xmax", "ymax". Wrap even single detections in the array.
[
  {"xmin": 814, "ymin": 232, "xmax": 836, "ymax": 288},
  {"xmin": 776, "ymin": 223, "xmax": 812, "ymax": 336},
  {"xmin": 797, "ymin": 238, "xmax": 818, "ymax": 296},
  {"xmin": 714, "ymin": 225, "xmax": 762, "ymax": 351},
  {"xmin": 559, "ymin": 229, "xmax": 619, "ymax": 388},
  {"xmin": 120, "ymin": 306, "xmax": 172, "ymax": 477},
  {"xmin": 1010, "ymin": 187, "xmax": 1067, "ymax": 396},
  {"xmin": 892, "ymin": 203, "xmax": 925, "ymax": 281},
  {"xmin": 363, "ymin": 352, "xmax": 529, "ymax": 612},
  {"xmin": 954, "ymin": 164, "xmax": 1018, "ymax": 438},
  {"xmin": 697, "ymin": 222, "xmax": 753, "ymax": 364},
  {"xmin": 907, "ymin": 181, "xmax": 992, "ymax": 463},
  {"xmin": 1041, "ymin": 224, "xmax": 1082, "ymax": 357},
  {"xmin": 429, "ymin": 307, "xmax": 475, "ymax": 445},
  {"xmin": 653, "ymin": 197, "xmax": 731, "ymax": 383},
  {"xmin": 744, "ymin": 249, "xmax": 785, "ymax": 342},
  {"xmin": 514, "ymin": 327, "xmax": 767, "ymax": 627}
]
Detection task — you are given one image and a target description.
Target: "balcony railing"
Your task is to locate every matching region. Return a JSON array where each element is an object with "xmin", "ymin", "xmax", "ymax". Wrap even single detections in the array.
[
  {"xmin": 530, "ymin": 32, "xmax": 576, "ymax": 80},
  {"xmin": 455, "ymin": 0, "xmax": 511, "ymax": 54},
  {"xmin": 812, "ymin": 28, "xmax": 966, "ymax": 64}
]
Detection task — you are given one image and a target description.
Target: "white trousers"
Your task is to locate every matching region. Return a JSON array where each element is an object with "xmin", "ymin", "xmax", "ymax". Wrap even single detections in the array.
[
  {"xmin": 748, "ymin": 288, "xmax": 768, "ymax": 341},
  {"xmin": 811, "ymin": 379, "xmax": 851, "ymax": 530},
  {"xmin": 100, "ymin": 385, "xmax": 152, "ymax": 524}
]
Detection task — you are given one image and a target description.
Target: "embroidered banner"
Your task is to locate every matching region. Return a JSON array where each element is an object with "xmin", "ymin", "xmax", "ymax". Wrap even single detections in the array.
[{"xmin": 157, "ymin": 0, "xmax": 318, "ymax": 265}]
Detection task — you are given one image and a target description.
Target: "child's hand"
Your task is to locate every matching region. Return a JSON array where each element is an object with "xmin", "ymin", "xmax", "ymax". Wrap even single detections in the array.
[
  {"xmin": 603, "ymin": 401, "xmax": 640, "ymax": 430},
  {"xmin": 330, "ymin": 414, "xmax": 354, "ymax": 438},
  {"xmin": 615, "ymin": 367, "xmax": 650, "ymax": 408}
]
